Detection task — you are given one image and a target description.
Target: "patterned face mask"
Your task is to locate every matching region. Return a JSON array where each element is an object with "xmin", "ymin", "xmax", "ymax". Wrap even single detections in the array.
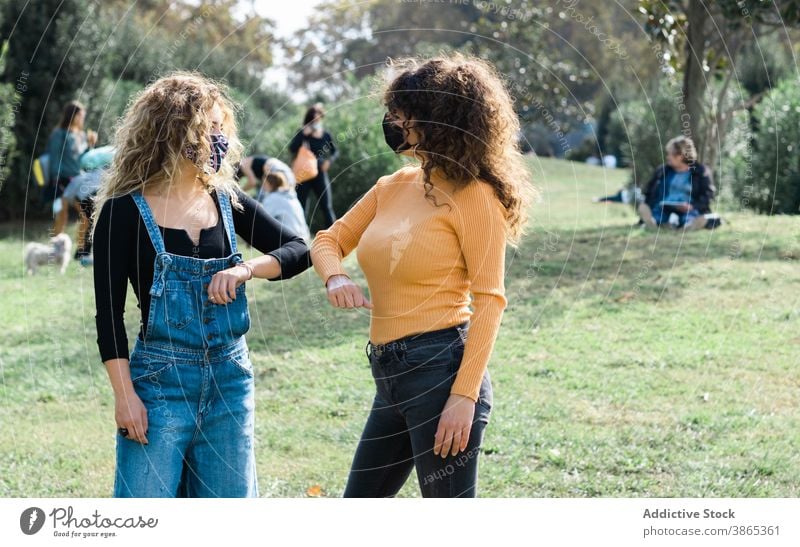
[
  {"xmin": 208, "ymin": 133, "xmax": 229, "ymax": 172},
  {"xmin": 185, "ymin": 132, "xmax": 229, "ymax": 173}
]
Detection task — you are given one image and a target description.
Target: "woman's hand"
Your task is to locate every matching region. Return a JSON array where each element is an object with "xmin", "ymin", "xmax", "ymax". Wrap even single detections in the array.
[
  {"xmin": 115, "ymin": 388, "xmax": 148, "ymax": 444},
  {"xmin": 208, "ymin": 264, "xmax": 250, "ymax": 304},
  {"xmin": 326, "ymin": 274, "xmax": 372, "ymax": 309},
  {"xmin": 320, "ymin": 159, "xmax": 331, "ymax": 173},
  {"xmin": 86, "ymin": 129, "xmax": 98, "ymax": 147},
  {"xmin": 433, "ymin": 393, "xmax": 476, "ymax": 457}
]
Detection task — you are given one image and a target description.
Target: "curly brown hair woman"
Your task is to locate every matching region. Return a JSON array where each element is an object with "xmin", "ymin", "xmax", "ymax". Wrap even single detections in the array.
[{"xmin": 311, "ymin": 53, "xmax": 535, "ymax": 497}]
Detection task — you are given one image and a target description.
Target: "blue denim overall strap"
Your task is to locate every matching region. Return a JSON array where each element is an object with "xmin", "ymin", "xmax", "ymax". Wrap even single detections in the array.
[
  {"xmin": 129, "ymin": 189, "xmax": 250, "ymax": 349},
  {"xmin": 129, "ymin": 188, "xmax": 239, "ymax": 254},
  {"xmin": 215, "ymin": 188, "xmax": 238, "ymax": 255},
  {"xmin": 130, "ymin": 189, "xmax": 241, "ymax": 299}
]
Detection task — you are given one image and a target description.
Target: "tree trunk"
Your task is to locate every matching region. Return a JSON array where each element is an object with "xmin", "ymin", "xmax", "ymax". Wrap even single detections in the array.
[{"xmin": 682, "ymin": 1, "xmax": 709, "ymax": 161}]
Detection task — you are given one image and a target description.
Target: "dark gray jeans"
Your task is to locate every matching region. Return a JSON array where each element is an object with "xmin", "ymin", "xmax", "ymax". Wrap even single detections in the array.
[{"xmin": 343, "ymin": 322, "xmax": 493, "ymax": 497}]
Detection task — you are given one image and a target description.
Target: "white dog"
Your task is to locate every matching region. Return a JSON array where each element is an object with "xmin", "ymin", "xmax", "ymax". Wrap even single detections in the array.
[{"xmin": 24, "ymin": 233, "xmax": 72, "ymax": 275}]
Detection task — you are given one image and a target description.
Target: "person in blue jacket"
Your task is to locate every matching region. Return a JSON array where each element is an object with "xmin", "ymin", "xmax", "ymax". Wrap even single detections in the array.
[
  {"xmin": 638, "ymin": 136, "xmax": 716, "ymax": 230},
  {"xmin": 45, "ymin": 100, "xmax": 97, "ymax": 234}
]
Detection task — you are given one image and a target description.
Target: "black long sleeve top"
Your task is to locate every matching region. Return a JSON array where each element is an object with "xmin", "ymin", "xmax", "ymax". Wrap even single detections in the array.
[{"xmin": 92, "ymin": 186, "xmax": 311, "ymax": 362}]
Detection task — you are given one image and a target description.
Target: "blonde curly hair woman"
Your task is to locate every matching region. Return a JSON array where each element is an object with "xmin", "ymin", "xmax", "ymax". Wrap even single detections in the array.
[{"xmin": 92, "ymin": 72, "xmax": 310, "ymax": 497}]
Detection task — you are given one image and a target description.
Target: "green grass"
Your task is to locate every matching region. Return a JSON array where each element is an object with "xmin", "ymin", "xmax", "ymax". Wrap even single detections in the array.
[{"xmin": 1, "ymin": 157, "xmax": 798, "ymax": 497}]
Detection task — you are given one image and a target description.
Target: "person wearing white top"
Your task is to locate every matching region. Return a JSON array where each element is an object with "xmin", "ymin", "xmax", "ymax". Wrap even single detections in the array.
[
  {"xmin": 238, "ymin": 154, "xmax": 296, "ymax": 197},
  {"xmin": 259, "ymin": 171, "xmax": 311, "ymax": 242}
]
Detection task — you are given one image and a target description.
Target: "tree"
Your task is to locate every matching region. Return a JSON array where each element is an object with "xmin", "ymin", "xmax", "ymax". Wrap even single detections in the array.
[
  {"xmin": 0, "ymin": 0, "xmax": 104, "ymax": 218},
  {"xmin": 732, "ymin": 79, "xmax": 800, "ymax": 214},
  {"xmin": 0, "ymin": 0, "xmax": 288, "ymax": 218},
  {"xmin": 639, "ymin": 0, "xmax": 800, "ymax": 166},
  {"xmin": 285, "ymin": 1, "xmax": 601, "ymax": 126}
]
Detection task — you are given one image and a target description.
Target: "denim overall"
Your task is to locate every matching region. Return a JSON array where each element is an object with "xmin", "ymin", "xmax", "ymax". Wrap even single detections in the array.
[{"xmin": 113, "ymin": 189, "xmax": 258, "ymax": 497}]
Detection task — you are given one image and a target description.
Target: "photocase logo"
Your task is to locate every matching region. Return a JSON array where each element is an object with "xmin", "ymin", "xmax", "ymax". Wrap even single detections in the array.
[{"xmin": 20, "ymin": 507, "xmax": 45, "ymax": 535}]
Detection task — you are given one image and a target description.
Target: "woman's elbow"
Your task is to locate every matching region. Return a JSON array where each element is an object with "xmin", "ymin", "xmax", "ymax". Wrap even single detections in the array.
[
  {"xmin": 275, "ymin": 246, "xmax": 312, "ymax": 281},
  {"xmin": 473, "ymin": 289, "xmax": 508, "ymax": 312}
]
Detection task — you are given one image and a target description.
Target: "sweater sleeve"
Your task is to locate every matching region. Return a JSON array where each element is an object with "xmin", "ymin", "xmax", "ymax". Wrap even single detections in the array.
[
  {"xmin": 230, "ymin": 187, "xmax": 311, "ymax": 280},
  {"xmin": 93, "ymin": 197, "xmax": 133, "ymax": 362},
  {"xmin": 449, "ymin": 182, "xmax": 509, "ymax": 402},
  {"xmin": 310, "ymin": 179, "xmax": 380, "ymax": 285}
]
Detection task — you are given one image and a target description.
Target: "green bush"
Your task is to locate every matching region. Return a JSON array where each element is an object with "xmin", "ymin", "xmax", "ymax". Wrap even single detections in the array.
[
  {"xmin": 565, "ymin": 136, "xmax": 598, "ymax": 163},
  {"xmin": 732, "ymin": 79, "xmax": 800, "ymax": 214},
  {"xmin": 323, "ymin": 88, "xmax": 404, "ymax": 217},
  {"xmin": 0, "ymin": 40, "xmax": 18, "ymax": 212},
  {"xmin": 82, "ymin": 79, "xmax": 144, "ymax": 147}
]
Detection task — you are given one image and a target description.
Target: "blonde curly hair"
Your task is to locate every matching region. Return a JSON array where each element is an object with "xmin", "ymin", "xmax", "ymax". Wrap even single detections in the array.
[
  {"xmin": 666, "ymin": 136, "xmax": 697, "ymax": 164},
  {"xmin": 92, "ymin": 71, "xmax": 244, "ymax": 238}
]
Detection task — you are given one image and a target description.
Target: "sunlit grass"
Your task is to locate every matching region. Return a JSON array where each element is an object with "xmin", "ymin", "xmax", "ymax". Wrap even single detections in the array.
[{"xmin": 1, "ymin": 157, "xmax": 798, "ymax": 497}]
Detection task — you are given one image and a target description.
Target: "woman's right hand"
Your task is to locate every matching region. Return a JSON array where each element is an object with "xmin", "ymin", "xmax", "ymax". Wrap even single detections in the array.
[
  {"xmin": 115, "ymin": 389, "xmax": 149, "ymax": 444},
  {"xmin": 326, "ymin": 274, "xmax": 372, "ymax": 309}
]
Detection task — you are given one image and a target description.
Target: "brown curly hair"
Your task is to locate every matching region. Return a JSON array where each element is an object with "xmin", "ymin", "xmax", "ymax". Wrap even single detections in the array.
[{"xmin": 383, "ymin": 53, "xmax": 536, "ymax": 245}]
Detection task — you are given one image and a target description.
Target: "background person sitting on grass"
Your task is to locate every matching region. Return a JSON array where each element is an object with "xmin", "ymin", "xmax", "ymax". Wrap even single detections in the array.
[{"xmin": 637, "ymin": 136, "xmax": 716, "ymax": 230}]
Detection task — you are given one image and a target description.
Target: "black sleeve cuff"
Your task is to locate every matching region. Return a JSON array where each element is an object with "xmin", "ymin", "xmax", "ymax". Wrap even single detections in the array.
[{"xmin": 266, "ymin": 241, "xmax": 311, "ymax": 281}]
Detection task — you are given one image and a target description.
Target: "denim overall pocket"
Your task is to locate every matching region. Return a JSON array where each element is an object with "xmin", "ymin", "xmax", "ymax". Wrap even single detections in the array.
[
  {"xmin": 129, "ymin": 353, "xmax": 176, "ymax": 385},
  {"xmin": 229, "ymin": 350, "xmax": 254, "ymax": 378},
  {"xmin": 215, "ymin": 281, "xmax": 250, "ymax": 337},
  {"xmin": 164, "ymin": 279, "xmax": 196, "ymax": 330}
]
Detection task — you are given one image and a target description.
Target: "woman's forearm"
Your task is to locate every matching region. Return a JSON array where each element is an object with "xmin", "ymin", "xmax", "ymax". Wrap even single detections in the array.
[
  {"xmin": 104, "ymin": 358, "xmax": 135, "ymax": 397},
  {"xmin": 243, "ymin": 254, "xmax": 282, "ymax": 280}
]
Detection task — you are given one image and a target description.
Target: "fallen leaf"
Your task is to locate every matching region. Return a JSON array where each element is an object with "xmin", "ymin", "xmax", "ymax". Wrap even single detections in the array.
[{"xmin": 616, "ymin": 291, "xmax": 635, "ymax": 303}]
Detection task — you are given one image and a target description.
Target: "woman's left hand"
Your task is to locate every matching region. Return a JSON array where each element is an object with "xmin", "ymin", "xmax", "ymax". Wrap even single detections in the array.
[
  {"xmin": 433, "ymin": 393, "xmax": 475, "ymax": 458},
  {"xmin": 208, "ymin": 264, "xmax": 250, "ymax": 304}
]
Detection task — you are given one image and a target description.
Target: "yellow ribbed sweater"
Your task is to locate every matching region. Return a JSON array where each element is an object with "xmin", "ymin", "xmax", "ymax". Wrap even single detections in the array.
[{"xmin": 310, "ymin": 165, "xmax": 508, "ymax": 401}]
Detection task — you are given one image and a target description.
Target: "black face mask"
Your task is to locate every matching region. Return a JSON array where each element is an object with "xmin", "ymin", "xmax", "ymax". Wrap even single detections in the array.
[{"xmin": 382, "ymin": 112, "xmax": 411, "ymax": 153}]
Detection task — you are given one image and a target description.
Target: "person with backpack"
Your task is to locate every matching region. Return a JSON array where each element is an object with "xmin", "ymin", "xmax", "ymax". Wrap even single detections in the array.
[
  {"xmin": 45, "ymin": 100, "xmax": 97, "ymax": 234},
  {"xmin": 289, "ymin": 103, "xmax": 339, "ymax": 229},
  {"xmin": 61, "ymin": 145, "xmax": 115, "ymax": 264}
]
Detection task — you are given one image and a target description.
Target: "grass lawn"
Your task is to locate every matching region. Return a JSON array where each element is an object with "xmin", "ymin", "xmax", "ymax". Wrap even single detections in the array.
[{"xmin": 1, "ymin": 157, "xmax": 798, "ymax": 497}]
